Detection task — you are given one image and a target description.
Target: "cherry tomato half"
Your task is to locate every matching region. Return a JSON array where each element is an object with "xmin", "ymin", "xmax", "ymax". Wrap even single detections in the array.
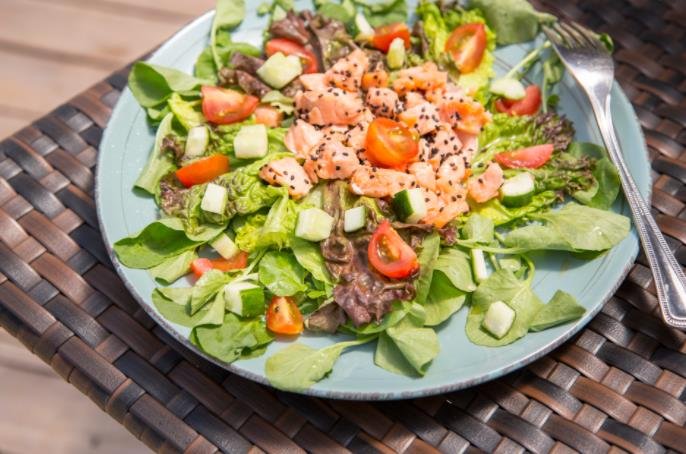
[
  {"xmin": 266, "ymin": 296, "xmax": 304, "ymax": 335},
  {"xmin": 372, "ymin": 23, "xmax": 411, "ymax": 53},
  {"xmin": 265, "ymin": 38, "xmax": 319, "ymax": 74},
  {"xmin": 190, "ymin": 252, "xmax": 249, "ymax": 278},
  {"xmin": 175, "ymin": 154, "xmax": 230, "ymax": 187},
  {"xmin": 445, "ymin": 23, "xmax": 487, "ymax": 74},
  {"xmin": 368, "ymin": 220, "xmax": 419, "ymax": 279},
  {"xmin": 365, "ymin": 118, "xmax": 419, "ymax": 169},
  {"xmin": 495, "ymin": 144, "xmax": 554, "ymax": 169},
  {"xmin": 201, "ymin": 86, "xmax": 258, "ymax": 125},
  {"xmin": 495, "ymin": 84, "xmax": 542, "ymax": 116}
]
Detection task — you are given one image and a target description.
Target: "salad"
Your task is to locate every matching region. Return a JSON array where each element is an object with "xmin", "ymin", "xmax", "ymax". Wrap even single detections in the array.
[{"xmin": 114, "ymin": 0, "xmax": 629, "ymax": 391}]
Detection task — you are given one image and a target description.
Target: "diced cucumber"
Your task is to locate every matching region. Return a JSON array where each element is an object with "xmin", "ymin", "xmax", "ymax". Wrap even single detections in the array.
[
  {"xmin": 234, "ymin": 124, "xmax": 268, "ymax": 159},
  {"xmin": 500, "ymin": 172, "xmax": 535, "ymax": 207},
  {"xmin": 272, "ymin": 4, "xmax": 287, "ymax": 21},
  {"xmin": 210, "ymin": 233, "xmax": 239, "ymax": 259},
  {"xmin": 482, "ymin": 301, "xmax": 516, "ymax": 339},
  {"xmin": 201, "ymin": 183, "xmax": 228, "ymax": 214},
  {"xmin": 470, "ymin": 248, "xmax": 489, "ymax": 283},
  {"xmin": 257, "ymin": 52, "xmax": 302, "ymax": 89},
  {"xmin": 354, "ymin": 12, "xmax": 374, "ymax": 41},
  {"xmin": 295, "ymin": 208, "xmax": 334, "ymax": 242},
  {"xmin": 184, "ymin": 125, "xmax": 209, "ymax": 159},
  {"xmin": 344, "ymin": 206, "xmax": 367, "ymax": 232},
  {"xmin": 392, "ymin": 188, "xmax": 427, "ymax": 223},
  {"xmin": 387, "ymin": 37, "xmax": 406, "ymax": 69},
  {"xmin": 490, "ymin": 77, "xmax": 526, "ymax": 100},
  {"xmin": 224, "ymin": 281, "xmax": 265, "ymax": 317}
]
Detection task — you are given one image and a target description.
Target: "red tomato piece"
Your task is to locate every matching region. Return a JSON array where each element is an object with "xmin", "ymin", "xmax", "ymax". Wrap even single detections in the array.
[
  {"xmin": 265, "ymin": 38, "xmax": 319, "ymax": 73},
  {"xmin": 175, "ymin": 154, "xmax": 230, "ymax": 187},
  {"xmin": 190, "ymin": 252, "xmax": 249, "ymax": 279},
  {"xmin": 191, "ymin": 258, "xmax": 214, "ymax": 278},
  {"xmin": 365, "ymin": 118, "xmax": 419, "ymax": 169},
  {"xmin": 495, "ymin": 85, "xmax": 542, "ymax": 116},
  {"xmin": 201, "ymin": 86, "xmax": 258, "ymax": 125},
  {"xmin": 368, "ymin": 220, "xmax": 419, "ymax": 279},
  {"xmin": 266, "ymin": 296, "xmax": 304, "ymax": 335},
  {"xmin": 372, "ymin": 23, "xmax": 411, "ymax": 53},
  {"xmin": 445, "ymin": 23, "xmax": 487, "ymax": 74},
  {"xmin": 495, "ymin": 144, "xmax": 554, "ymax": 169},
  {"xmin": 254, "ymin": 104, "xmax": 282, "ymax": 127}
]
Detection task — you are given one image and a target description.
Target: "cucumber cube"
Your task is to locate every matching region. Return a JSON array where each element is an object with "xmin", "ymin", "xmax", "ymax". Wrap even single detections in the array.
[
  {"xmin": 392, "ymin": 188, "xmax": 427, "ymax": 223},
  {"xmin": 295, "ymin": 208, "xmax": 334, "ymax": 242},
  {"xmin": 210, "ymin": 233, "xmax": 239, "ymax": 259},
  {"xmin": 201, "ymin": 183, "xmax": 228, "ymax": 214},
  {"xmin": 482, "ymin": 301, "xmax": 515, "ymax": 339},
  {"xmin": 344, "ymin": 206, "xmax": 367, "ymax": 232},
  {"xmin": 387, "ymin": 37, "xmax": 406, "ymax": 69},
  {"xmin": 490, "ymin": 77, "xmax": 526, "ymax": 100},
  {"xmin": 184, "ymin": 125, "xmax": 209, "ymax": 159},
  {"xmin": 257, "ymin": 52, "xmax": 302, "ymax": 89},
  {"xmin": 224, "ymin": 282, "xmax": 265, "ymax": 317},
  {"xmin": 470, "ymin": 248, "xmax": 489, "ymax": 283},
  {"xmin": 234, "ymin": 124, "xmax": 268, "ymax": 159}
]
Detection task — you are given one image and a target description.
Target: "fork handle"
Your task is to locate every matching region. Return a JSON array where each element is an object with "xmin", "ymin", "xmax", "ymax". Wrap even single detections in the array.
[{"xmin": 590, "ymin": 95, "xmax": 686, "ymax": 328}]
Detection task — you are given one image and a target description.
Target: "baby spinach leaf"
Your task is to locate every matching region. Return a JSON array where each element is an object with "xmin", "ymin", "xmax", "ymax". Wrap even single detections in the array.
[
  {"xmin": 375, "ymin": 319, "xmax": 440, "ymax": 376},
  {"xmin": 259, "ymin": 250, "xmax": 308, "ymax": 296},
  {"xmin": 568, "ymin": 142, "xmax": 620, "ymax": 210},
  {"xmin": 462, "ymin": 214, "xmax": 494, "ymax": 243},
  {"xmin": 113, "ymin": 218, "xmax": 201, "ymax": 269},
  {"xmin": 190, "ymin": 269, "xmax": 232, "ymax": 314},
  {"xmin": 211, "ymin": 0, "xmax": 247, "ymax": 68},
  {"xmin": 425, "ymin": 271, "xmax": 467, "ymax": 326},
  {"xmin": 134, "ymin": 113, "xmax": 175, "ymax": 195},
  {"xmin": 470, "ymin": 190, "xmax": 558, "ymax": 226},
  {"xmin": 374, "ymin": 331, "xmax": 418, "ymax": 377},
  {"xmin": 265, "ymin": 338, "xmax": 372, "ymax": 391},
  {"xmin": 355, "ymin": 0, "xmax": 407, "ymax": 27},
  {"xmin": 194, "ymin": 313, "xmax": 273, "ymax": 363},
  {"xmin": 530, "ymin": 290, "xmax": 585, "ymax": 331},
  {"xmin": 128, "ymin": 62, "xmax": 206, "ymax": 108},
  {"xmin": 195, "ymin": 33, "xmax": 261, "ymax": 82},
  {"xmin": 434, "ymin": 248, "xmax": 476, "ymax": 292},
  {"xmin": 149, "ymin": 249, "xmax": 196, "ymax": 284},
  {"xmin": 168, "ymin": 93, "xmax": 205, "ymax": 131},
  {"xmin": 292, "ymin": 237, "xmax": 334, "ymax": 285},
  {"xmin": 414, "ymin": 232, "xmax": 441, "ymax": 305},
  {"xmin": 153, "ymin": 287, "xmax": 224, "ymax": 327},
  {"xmin": 470, "ymin": 0, "xmax": 555, "ymax": 45},
  {"xmin": 466, "ymin": 269, "xmax": 544, "ymax": 346}
]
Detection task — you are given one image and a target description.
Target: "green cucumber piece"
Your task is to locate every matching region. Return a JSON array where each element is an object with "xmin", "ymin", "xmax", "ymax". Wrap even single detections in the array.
[
  {"xmin": 500, "ymin": 172, "xmax": 535, "ymax": 207},
  {"xmin": 224, "ymin": 282, "xmax": 265, "ymax": 317},
  {"xmin": 354, "ymin": 13, "xmax": 374, "ymax": 41},
  {"xmin": 234, "ymin": 124, "xmax": 268, "ymax": 159},
  {"xmin": 201, "ymin": 183, "xmax": 228, "ymax": 214},
  {"xmin": 470, "ymin": 248, "xmax": 489, "ymax": 283},
  {"xmin": 344, "ymin": 206, "xmax": 367, "ymax": 232},
  {"xmin": 490, "ymin": 77, "xmax": 526, "ymax": 100},
  {"xmin": 257, "ymin": 52, "xmax": 302, "ymax": 89},
  {"xmin": 210, "ymin": 233, "xmax": 239, "ymax": 259},
  {"xmin": 482, "ymin": 300, "xmax": 515, "ymax": 339},
  {"xmin": 392, "ymin": 188, "xmax": 427, "ymax": 223},
  {"xmin": 387, "ymin": 37, "xmax": 406, "ymax": 69},
  {"xmin": 295, "ymin": 208, "xmax": 334, "ymax": 242},
  {"xmin": 185, "ymin": 125, "xmax": 209, "ymax": 159}
]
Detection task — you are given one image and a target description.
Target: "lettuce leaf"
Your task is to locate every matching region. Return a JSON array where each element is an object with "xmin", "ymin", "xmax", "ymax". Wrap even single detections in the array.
[{"xmin": 134, "ymin": 112, "xmax": 176, "ymax": 195}]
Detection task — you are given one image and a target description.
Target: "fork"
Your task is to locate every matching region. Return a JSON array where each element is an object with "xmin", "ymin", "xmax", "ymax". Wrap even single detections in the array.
[{"xmin": 543, "ymin": 21, "xmax": 686, "ymax": 329}]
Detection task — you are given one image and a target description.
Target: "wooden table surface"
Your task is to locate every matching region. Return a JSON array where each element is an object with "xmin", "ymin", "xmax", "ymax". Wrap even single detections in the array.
[{"xmin": 0, "ymin": 1, "xmax": 213, "ymax": 452}]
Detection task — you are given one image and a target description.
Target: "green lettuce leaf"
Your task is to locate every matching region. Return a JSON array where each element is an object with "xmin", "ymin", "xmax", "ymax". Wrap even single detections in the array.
[
  {"xmin": 469, "ymin": 190, "xmax": 558, "ymax": 226},
  {"xmin": 190, "ymin": 269, "xmax": 232, "ymax": 314},
  {"xmin": 134, "ymin": 112, "xmax": 176, "ymax": 195},
  {"xmin": 168, "ymin": 93, "xmax": 205, "ymax": 131},
  {"xmin": 530, "ymin": 290, "xmax": 585, "ymax": 331},
  {"xmin": 152, "ymin": 287, "xmax": 224, "ymax": 327},
  {"xmin": 195, "ymin": 33, "xmax": 261, "ymax": 83},
  {"xmin": 291, "ymin": 237, "xmax": 334, "ymax": 285},
  {"xmin": 469, "ymin": 0, "xmax": 555, "ymax": 45},
  {"xmin": 355, "ymin": 0, "xmax": 408, "ymax": 27},
  {"xmin": 128, "ymin": 62, "xmax": 207, "ymax": 108},
  {"xmin": 258, "ymin": 250, "xmax": 308, "ymax": 296},
  {"xmin": 194, "ymin": 313, "xmax": 273, "ymax": 363},
  {"xmin": 211, "ymin": 0, "xmax": 247, "ymax": 68},
  {"xmin": 462, "ymin": 213, "xmax": 494, "ymax": 243},
  {"xmin": 424, "ymin": 271, "xmax": 467, "ymax": 326},
  {"xmin": 148, "ymin": 249, "xmax": 196, "ymax": 284},
  {"xmin": 414, "ymin": 232, "xmax": 441, "ymax": 305},
  {"xmin": 374, "ymin": 319, "xmax": 440, "ymax": 376},
  {"xmin": 434, "ymin": 247, "xmax": 476, "ymax": 292}
]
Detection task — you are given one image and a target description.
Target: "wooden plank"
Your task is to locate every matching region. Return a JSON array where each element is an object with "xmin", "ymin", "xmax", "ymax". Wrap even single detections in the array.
[
  {"xmin": 0, "ymin": 0, "xmax": 188, "ymax": 66},
  {"xmin": 0, "ymin": 115, "xmax": 34, "ymax": 141},
  {"xmin": 53, "ymin": 0, "xmax": 216, "ymax": 21}
]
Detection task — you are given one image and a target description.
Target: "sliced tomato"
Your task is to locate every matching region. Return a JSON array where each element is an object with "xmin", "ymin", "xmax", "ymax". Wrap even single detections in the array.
[
  {"xmin": 445, "ymin": 23, "xmax": 487, "ymax": 74},
  {"xmin": 190, "ymin": 252, "xmax": 249, "ymax": 279},
  {"xmin": 175, "ymin": 154, "xmax": 230, "ymax": 187},
  {"xmin": 368, "ymin": 221, "xmax": 419, "ymax": 279},
  {"xmin": 254, "ymin": 104, "xmax": 282, "ymax": 127},
  {"xmin": 495, "ymin": 85, "xmax": 542, "ymax": 116},
  {"xmin": 372, "ymin": 23, "xmax": 411, "ymax": 53},
  {"xmin": 266, "ymin": 296, "xmax": 303, "ymax": 335},
  {"xmin": 495, "ymin": 144, "xmax": 554, "ymax": 169},
  {"xmin": 201, "ymin": 86, "xmax": 258, "ymax": 125},
  {"xmin": 365, "ymin": 118, "xmax": 419, "ymax": 169},
  {"xmin": 265, "ymin": 38, "xmax": 318, "ymax": 73},
  {"xmin": 361, "ymin": 70, "xmax": 389, "ymax": 90}
]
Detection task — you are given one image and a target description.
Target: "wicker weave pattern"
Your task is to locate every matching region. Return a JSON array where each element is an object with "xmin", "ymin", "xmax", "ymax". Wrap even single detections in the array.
[{"xmin": 0, "ymin": 0, "xmax": 684, "ymax": 452}]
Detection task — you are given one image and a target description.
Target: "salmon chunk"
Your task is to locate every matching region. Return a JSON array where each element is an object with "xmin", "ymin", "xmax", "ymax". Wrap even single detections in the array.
[
  {"xmin": 366, "ymin": 88, "xmax": 401, "ymax": 118},
  {"xmin": 295, "ymin": 88, "xmax": 365, "ymax": 126},
  {"xmin": 399, "ymin": 102, "xmax": 441, "ymax": 136},
  {"xmin": 325, "ymin": 49, "xmax": 369, "ymax": 92},
  {"xmin": 350, "ymin": 166, "xmax": 416, "ymax": 198},
  {"xmin": 259, "ymin": 157, "xmax": 313, "ymax": 199},
  {"xmin": 468, "ymin": 162, "xmax": 503, "ymax": 203},
  {"xmin": 404, "ymin": 91, "xmax": 426, "ymax": 109},
  {"xmin": 299, "ymin": 73, "xmax": 328, "ymax": 91},
  {"xmin": 393, "ymin": 62, "xmax": 447, "ymax": 94},
  {"xmin": 436, "ymin": 155, "xmax": 467, "ymax": 194},
  {"xmin": 408, "ymin": 162, "xmax": 436, "ymax": 191},
  {"xmin": 284, "ymin": 120, "xmax": 323, "ymax": 159},
  {"xmin": 308, "ymin": 141, "xmax": 360, "ymax": 180},
  {"xmin": 419, "ymin": 125, "xmax": 463, "ymax": 170}
]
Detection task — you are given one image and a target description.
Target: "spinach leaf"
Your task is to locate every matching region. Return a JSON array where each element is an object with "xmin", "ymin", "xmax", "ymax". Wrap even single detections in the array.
[
  {"xmin": 316, "ymin": 0, "xmax": 356, "ymax": 23},
  {"xmin": 195, "ymin": 33, "xmax": 261, "ymax": 83},
  {"xmin": 374, "ymin": 332, "xmax": 417, "ymax": 377},
  {"xmin": 168, "ymin": 93, "xmax": 205, "ymax": 131},
  {"xmin": 470, "ymin": 190, "xmax": 558, "ymax": 226},
  {"xmin": 462, "ymin": 213, "xmax": 494, "ymax": 243},
  {"xmin": 375, "ymin": 319, "xmax": 440, "ymax": 376},
  {"xmin": 355, "ymin": 0, "xmax": 407, "ymax": 27},
  {"xmin": 134, "ymin": 113, "xmax": 175, "ymax": 195},
  {"xmin": 149, "ymin": 249, "xmax": 196, "ymax": 284},
  {"xmin": 414, "ymin": 232, "xmax": 441, "ymax": 305},
  {"xmin": 265, "ymin": 338, "xmax": 372, "ymax": 391},
  {"xmin": 425, "ymin": 271, "xmax": 467, "ymax": 326},
  {"xmin": 434, "ymin": 248, "xmax": 476, "ymax": 292},
  {"xmin": 292, "ymin": 237, "xmax": 334, "ymax": 285},
  {"xmin": 341, "ymin": 301, "xmax": 412, "ymax": 335},
  {"xmin": 504, "ymin": 203, "xmax": 630, "ymax": 253},
  {"xmin": 152, "ymin": 287, "xmax": 224, "ymax": 327},
  {"xmin": 113, "ymin": 218, "xmax": 201, "ymax": 269},
  {"xmin": 530, "ymin": 290, "xmax": 585, "ymax": 331},
  {"xmin": 568, "ymin": 142, "xmax": 620, "ymax": 210},
  {"xmin": 259, "ymin": 250, "xmax": 308, "ymax": 296},
  {"xmin": 190, "ymin": 269, "xmax": 232, "ymax": 314},
  {"xmin": 466, "ymin": 269, "xmax": 544, "ymax": 346},
  {"xmin": 211, "ymin": 0, "xmax": 247, "ymax": 68},
  {"xmin": 128, "ymin": 62, "xmax": 206, "ymax": 108},
  {"xmin": 194, "ymin": 313, "xmax": 273, "ymax": 363},
  {"xmin": 470, "ymin": 0, "xmax": 555, "ymax": 45}
]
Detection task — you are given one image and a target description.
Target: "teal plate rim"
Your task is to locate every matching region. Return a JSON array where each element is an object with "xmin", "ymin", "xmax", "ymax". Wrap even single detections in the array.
[{"xmin": 95, "ymin": 8, "xmax": 651, "ymax": 400}]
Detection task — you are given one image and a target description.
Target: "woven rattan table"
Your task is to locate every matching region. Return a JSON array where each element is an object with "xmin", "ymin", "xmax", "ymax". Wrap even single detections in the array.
[{"xmin": 1, "ymin": 0, "xmax": 685, "ymax": 452}]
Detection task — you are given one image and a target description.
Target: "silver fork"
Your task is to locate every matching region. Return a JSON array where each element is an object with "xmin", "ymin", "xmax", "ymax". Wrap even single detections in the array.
[{"xmin": 543, "ymin": 21, "xmax": 686, "ymax": 329}]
